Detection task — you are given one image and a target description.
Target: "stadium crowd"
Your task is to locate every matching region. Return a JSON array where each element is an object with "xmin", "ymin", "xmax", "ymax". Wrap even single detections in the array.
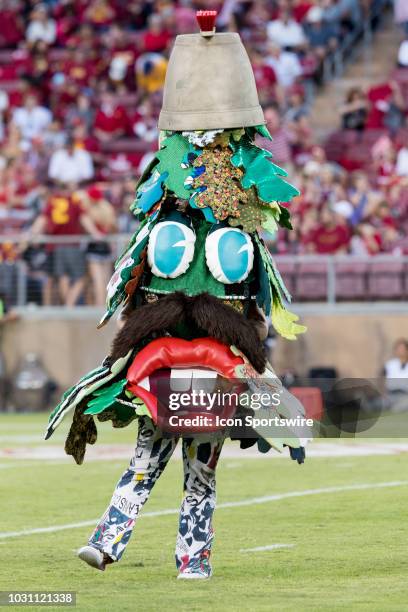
[{"xmin": 0, "ymin": 0, "xmax": 406, "ymax": 306}]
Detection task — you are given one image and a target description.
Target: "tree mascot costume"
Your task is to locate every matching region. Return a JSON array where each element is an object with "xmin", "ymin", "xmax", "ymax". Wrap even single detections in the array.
[{"xmin": 46, "ymin": 11, "xmax": 309, "ymax": 580}]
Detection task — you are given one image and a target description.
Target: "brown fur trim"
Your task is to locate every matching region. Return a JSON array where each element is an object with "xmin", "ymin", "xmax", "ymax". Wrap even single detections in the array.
[
  {"xmin": 110, "ymin": 292, "xmax": 266, "ymax": 373},
  {"xmin": 187, "ymin": 294, "xmax": 266, "ymax": 373},
  {"xmin": 247, "ymin": 300, "xmax": 269, "ymax": 341},
  {"xmin": 110, "ymin": 292, "xmax": 186, "ymax": 361}
]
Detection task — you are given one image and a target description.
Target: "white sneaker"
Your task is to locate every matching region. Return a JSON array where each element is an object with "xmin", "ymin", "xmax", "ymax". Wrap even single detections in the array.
[
  {"xmin": 177, "ymin": 568, "xmax": 212, "ymax": 580},
  {"xmin": 77, "ymin": 546, "xmax": 105, "ymax": 571}
]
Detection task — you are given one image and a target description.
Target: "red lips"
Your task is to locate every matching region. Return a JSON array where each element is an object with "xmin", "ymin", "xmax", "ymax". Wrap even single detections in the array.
[{"xmin": 126, "ymin": 337, "xmax": 245, "ymax": 431}]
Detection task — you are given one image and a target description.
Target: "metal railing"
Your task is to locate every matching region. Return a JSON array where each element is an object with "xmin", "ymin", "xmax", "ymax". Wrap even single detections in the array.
[
  {"xmin": 0, "ymin": 234, "xmax": 131, "ymax": 307},
  {"xmin": 268, "ymin": 253, "xmax": 408, "ymax": 304},
  {"xmin": 324, "ymin": 0, "xmax": 392, "ymax": 84}
]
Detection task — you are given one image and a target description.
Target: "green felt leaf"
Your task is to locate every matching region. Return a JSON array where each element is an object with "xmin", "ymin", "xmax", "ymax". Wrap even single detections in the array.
[
  {"xmin": 253, "ymin": 233, "xmax": 307, "ymax": 339},
  {"xmin": 261, "ymin": 207, "xmax": 279, "ymax": 235},
  {"xmin": 255, "ymin": 240, "xmax": 272, "ymax": 316},
  {"xmin": 47, "ymin": 364, "xmax": 106, "ymax": 423},
  {"xmin": 271, "ymin": 295, "xmax": 307, "ymax": 340},
  {"xmin": 231, "ymin": 136, "xmax": 289, "ymax": 176},
  {"xmin": 254, "ymin": 124, "xmax": 273, "ymax": 140},
  {"xmin": 257, "ymin": 438, "xmax": 273, "ymax": 453},
  {"xmin": 230, "ymin": 136, "xmax": 300, "ymax": 204},
  {"xmin": 101, "ymin": 217, "xmax": 157, "ymax": 324},
  {"xmin": 130, "ymin": 169, "xmax": 167, "ymax": 216},
  {"xmin": 254, "ymin": 234, "xmax": 291, "ymax": 304},
  {"xmin": 125, "ymin": 389, "xmax": 144, "ymax": 403},
  {"xmin": 156, "ymin": 134, "xmax": 193, "ymax": 199},
  {"xmin": 135, "ymin": 403, "xmax": 152, "ymax": 418},
  {"xmin": 46, "ymin": 351, "xmax": 132, "ymax": 436},
  {"xmin": 84, "ymin": 379, "xmax": 128, "ymax": 415},
  {"xmin": 112, "ymin": 402, "xmax": 137, "ymax": 423},
  {"xmin": 96, "ymin": 401, "xmax": 137, "ymax": 426},
  {"xmin": 136, "ymin": 157, "xmax": 159, "ymax": 190},
  {"xmin": 114, "ymin": 218, "xmax": 148, "ymax": 267},
  {"xmin": 129, "ymin": 158, "xmax": 159, "ymax": 217},
  {"xmin": 278, "ymin": 206, "xmax": 293, "ymax": 230}
]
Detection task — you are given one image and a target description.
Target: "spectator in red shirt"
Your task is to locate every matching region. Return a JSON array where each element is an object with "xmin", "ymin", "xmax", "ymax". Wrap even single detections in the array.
[
  {"xmin": 103, "ymin": 25, "xmax": 137, "ymax": 91},
  {"xmin": 292, "ymin": 0, "xmax": 313, "ymax": 23},
  {"xmin": 142, "ymin": 14, "xmax": 171, "ymax": 53},
  {"xmin": 83, "ymin": 0, "xmax": 116, "ymax": 31},
  {"xmin": 53, "ymin": 0, "xmax": 77, "ymax": 46},
  {"xmin": 0, "ymin": 0, "xmax": 24, "ymax": 48},
  {"xmin": 366, "ymin": 80, "xmax": 406, "ymax": 131},
  {"xmin": 130, "ymin": 98, "xmax": 158, "ymax": 145},
  {"xmin": 66, "ymin": 23, "xmax": 99, "ymax": 55},
  {"xmin": 61, "ymin": 49, "xmax": 97, "ymax": 88},
  {"xmin": 94, "ymin": 91, "xmax": 129, "ymax": 142},
  {"xmin": 29, "ymin": 189, "xmax": 102, "ymax": 305},
  {"xmin": 309, "ymin": 208, "xmax": 351, "ymax": 253},
  {"xmin": 71, "ymin": 122, "xmax": 102, "ymax": 163}
]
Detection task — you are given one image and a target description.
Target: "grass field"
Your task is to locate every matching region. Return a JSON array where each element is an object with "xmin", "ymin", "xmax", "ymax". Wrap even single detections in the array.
[{"xmin": 1, "ymin": 413, "xmax": 408, "ymax": 611}]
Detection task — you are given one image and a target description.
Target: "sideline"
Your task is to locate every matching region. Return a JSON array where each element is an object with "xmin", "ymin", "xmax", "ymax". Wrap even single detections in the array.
[
  {"xmin": 1, "ymin": 441, "xmax": 408, "ymax": 461},
  {"xmin": 0, "ymin": 480, "xmax": 407, "ymax": 541}
]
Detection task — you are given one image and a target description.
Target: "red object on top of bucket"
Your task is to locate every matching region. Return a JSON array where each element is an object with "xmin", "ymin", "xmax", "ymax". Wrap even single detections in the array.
[{"xmin": 196, "ymin": 10, "xmax": 217, "ymax": 35}]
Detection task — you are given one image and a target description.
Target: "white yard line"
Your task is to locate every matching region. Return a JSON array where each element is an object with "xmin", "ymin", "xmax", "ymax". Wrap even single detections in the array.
[
  {"xmin": 240, "ymin": 544, "xmax": 295, "ymax": 553},
  {"xmin": 0, "ymin": 480, "xmax": 407, "ymax": 541},
  {"xmin": 0, "ymin": 459, "xmax": 125, "ymax": 469}
]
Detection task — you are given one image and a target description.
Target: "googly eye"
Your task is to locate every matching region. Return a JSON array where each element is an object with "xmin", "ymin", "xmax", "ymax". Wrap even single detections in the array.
[
  {"xmin": 205, "ymin": 227, "xmax": 254, "ymax": 284},
  {"xmin": 147, "ymin": 220, "xmax": 196, "ymax": 279}
]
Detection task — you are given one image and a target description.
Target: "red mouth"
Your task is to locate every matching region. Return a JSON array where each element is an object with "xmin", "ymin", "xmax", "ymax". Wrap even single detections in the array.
[{"xmin": 126, "ymin": 337, "xmax": 245, "ymax": 432}]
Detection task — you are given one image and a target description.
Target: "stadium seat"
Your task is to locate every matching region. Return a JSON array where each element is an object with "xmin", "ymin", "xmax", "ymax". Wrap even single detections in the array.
[
  {"xmin": 335, "ymin": 260, "xmax": 368, "ymax": 300},
  {"xmin": 367, "ymin": 260, "xmax": 405, "ymax": 299},
  {"xmin": 273, "ymin": 260, "xmax": 297, "ymax": 296},
  {"xmin": 396, "ymin": 127, "xmax": 408, "ymax": 145},
  {"xmin": 295, "ymin": 261, "xmax": 328, "ymax": 301},
  {"xmin": 0, "ymin": 79, "xmax": 21, "ymax": 92},
  {"xmin": 96, "ymin": 93, "xmax": 139, "ymax": 109},
  {"xmin": 392, "ymin": 68, "xmax": 408, "ymax": 84},
  {"xmin": 0, "ymin": 50, "xmax": 16, "ymax": 64},
  {"xmin": 48, "ymin": 48, "xmax": 71, "ymax": 62},
  {"xmin": 362, "ymin": 129, "xmax": 388, "ymax": 144}
]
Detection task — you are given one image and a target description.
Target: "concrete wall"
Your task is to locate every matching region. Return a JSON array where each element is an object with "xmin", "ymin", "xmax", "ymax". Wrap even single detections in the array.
[
  {"xmin": 274, "ymin": 307, "xmax": 408, "ymax": 378},
  {"xmin": 1, "ymin": 310, "xmax": 115, "ymax": 388},
  {"xmin": 1, "ymin": 306, "xmax": 408, "ymax": 388}
]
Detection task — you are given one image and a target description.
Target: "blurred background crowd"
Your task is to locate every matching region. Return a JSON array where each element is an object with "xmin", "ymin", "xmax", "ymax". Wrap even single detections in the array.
[{"xmin": 0, "ymin": 0, "xmax": 408, "ymax": 307}]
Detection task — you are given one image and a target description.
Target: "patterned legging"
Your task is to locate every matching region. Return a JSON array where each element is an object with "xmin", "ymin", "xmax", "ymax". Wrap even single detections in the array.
[{"xmin": 89, "ymin": 417, "xmax": 225, "ymax": 571}]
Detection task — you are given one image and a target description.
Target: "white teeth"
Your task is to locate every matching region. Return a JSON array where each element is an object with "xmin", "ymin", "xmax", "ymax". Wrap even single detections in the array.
[
  {"xmin": 170, "ymin": 368, "xmax": 217, "ymax": 392},
  {"xmin": 170, "ymin": 369, "xmax": 191, "ymax": 392},
  {"xmin": 138, "ymin": 376, "xmax": 150, "ymax": 391}
]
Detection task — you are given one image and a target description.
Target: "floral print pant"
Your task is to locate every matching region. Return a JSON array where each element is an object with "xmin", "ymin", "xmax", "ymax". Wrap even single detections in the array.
[{"xmin": 89, "ymin": 417, "xmax": 225, "ymax": 572}]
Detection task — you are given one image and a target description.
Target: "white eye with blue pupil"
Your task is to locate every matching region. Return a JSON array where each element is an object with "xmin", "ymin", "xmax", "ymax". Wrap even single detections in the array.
[
  {"xmin": 205, "ymin": 227, "xmax": 254, "ymax": 284},
  {"xmin": 147, "ymin": 220, "xmax": 196, "ymax": 278}
]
